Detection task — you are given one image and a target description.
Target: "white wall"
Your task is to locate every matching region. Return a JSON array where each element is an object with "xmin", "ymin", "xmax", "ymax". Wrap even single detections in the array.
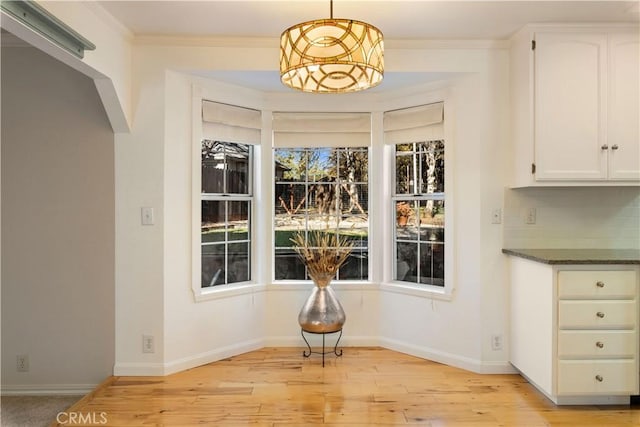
[
  {"xmin": 37, "ymin": 1, "xmax": 133, "ymax": 130},
  {"xmin": 162, "ymin": 71, "xmax": 266, "ymax": 373},
  {"xmin": 1, "ymin": 46, "xmax": 115, "ymax": 393},
  {"xmin": 106, "ymin": 38, "xmax": 514, "ymax": 375},
  {"xmin": 378, "ymin": 50, "xmax": 512, "ymax": 373},
  {"xmin": 504, "ymin": 187, "xmax": 640, "ymax": 249},
  {"xmin": 112, "ymin": 48, "xmax": 167, "ymax": 375}
]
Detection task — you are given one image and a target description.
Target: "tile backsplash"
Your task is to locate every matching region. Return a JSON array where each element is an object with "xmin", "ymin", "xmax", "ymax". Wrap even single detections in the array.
[{"xmin": 503, "ymin": 187, "xmax": 640, "ymax": 249}]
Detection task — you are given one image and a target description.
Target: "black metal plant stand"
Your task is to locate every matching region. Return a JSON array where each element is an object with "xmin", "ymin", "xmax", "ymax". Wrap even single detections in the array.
[{"xmin": 301, "ymin": 328, "xmax": 343, "ymax": 367}]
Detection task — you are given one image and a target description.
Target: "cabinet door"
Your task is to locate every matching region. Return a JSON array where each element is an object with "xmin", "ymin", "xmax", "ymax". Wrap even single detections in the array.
[
  {"xmin": 534, "ymin": 32, "xmax": 608, "ymax": 180},
  {"xmin": 608, "ymin": 33, "xmax": 640, "ymax": 180}
]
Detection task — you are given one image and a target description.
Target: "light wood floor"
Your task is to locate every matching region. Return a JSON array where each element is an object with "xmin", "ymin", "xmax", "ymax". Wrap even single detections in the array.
[{"xmin": 60, "ymin": 347, "xmax": 639, "ymax": 426}]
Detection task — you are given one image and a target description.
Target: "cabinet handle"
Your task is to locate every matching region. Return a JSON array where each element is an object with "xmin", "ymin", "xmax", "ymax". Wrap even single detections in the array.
[
  {"xmin": 601, "ymin": 144, "xmax": 609, "ymax": 150},
  {"xmin": 596, "ymin": 312, "xmax": 605, "ymax": 318},
  {"xmin": 596, "ymin": 341, "xmax": 604, "ymax": 348},
  {"xmin": 595, "ymin": 375, "xmax": 603, "ymax": 382},
  {"xmin": 596, "ymin": 281, "xmax": 605, "ymax": 288},
  {"xmin": 611, "ymin": 144, "xmax": 619, "ymax": 150}
]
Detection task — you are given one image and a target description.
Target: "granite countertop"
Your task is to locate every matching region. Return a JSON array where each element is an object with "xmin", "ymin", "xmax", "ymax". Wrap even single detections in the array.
[{"xmin": 502, "ymin": 248, "xmax": 640, "ymax": 265}]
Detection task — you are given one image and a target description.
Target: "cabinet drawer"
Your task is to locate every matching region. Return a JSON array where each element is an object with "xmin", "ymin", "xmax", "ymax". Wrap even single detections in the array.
[
  {"xmin": 557, "ymin": 360, "xmax": 638, "ymax": 395},
  {"xmin": 558, "ymin": 270, "xmax": 637, "ymax": 299},
  {"xmin": 558, "ymin": 331, "xmax": 636, "ymax": 359},
  {"xmin": 558, "ymin": 300, "xmax": 636, "ymax": 329}
]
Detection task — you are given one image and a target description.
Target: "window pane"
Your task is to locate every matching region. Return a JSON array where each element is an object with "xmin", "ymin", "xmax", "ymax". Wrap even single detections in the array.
[
  {"xmin": 310, "ymin": 183, "xmax": 337, "ymax": 216},
  {"xmin": 396, "ymin": 201, "xmax": 419, "ymax": 239},
  {"xmin": 226, "ymin": 143, "xmax": 250, "ymax": 194},
  {"xmin": 419, "ymin": 200, "xmax": 445, "ymax": 243},
  {"xmin": 419, "ymin": 243, "xmax": 445, "ymax": 286},
  {"xmin": 274, "ymin": 249, "xmax": 305, "ymax": 280},
  {"xmin": 341, "ymin": 183, "xmax": 368, "ymax": 215},
  {"xmin": 228, "ymin": 242, "xmax": 249, "ymax": 283},
  {"xmin": 338, "ymin": 250, "xmax": 368, "ymax": 280},
  {"xmin": 311, "ymin": 148, "xmax": 335, "ymax": 182},
  {"xmin": 202, "ymin": 201, "xmax": 225, "ymax": 243},
  {"xmin": 275, "ymin": 149, "xmax": 304, "ymax": 181},
  {"xmin": 395, "ymin": 152, "xmax": 415, "ymax": 194},
  {"xmin": 339, "ymin": 226, "xmax": 368, "ymax": 249},
  {"xmin": 396, "ymin": 242, "xmax": 417, "ymax": 281},
  {"xmin": 338, "ymin": 148, "xmax": 368, "ymax": 182},
  {"xmin": 228, "ymin": 201, "xmax": 249, "ymax": 241},
  {"xmin": 419, "ymin": 141, "xmax": 444, "ymax": 194},
  {"xmin": 202, "ymin": 140, "xmax": 225, "ymax": 194},
  {"xmin": 202, "ymin": 244, "xmax": 225, "ymax": 287},
  {"xmin": 275, "ymin": 184, "xmax": 307, "ymax": 215},
  {"xmin": 202, "ymin": 141, "xmax": 251, "ymax": 194}
]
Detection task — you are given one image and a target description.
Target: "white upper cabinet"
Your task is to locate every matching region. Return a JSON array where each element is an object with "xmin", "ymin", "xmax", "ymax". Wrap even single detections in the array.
[
  {"xmin": 534, "ymin": 32, "xmax": 607, "ymax": 181},
  {"xmin": 509, "ymin": 25, "xmax": 640, "ymax": 186},
  {"xmin": 608, "ymin": 33, "xmax": 640, "ymax": 180}
]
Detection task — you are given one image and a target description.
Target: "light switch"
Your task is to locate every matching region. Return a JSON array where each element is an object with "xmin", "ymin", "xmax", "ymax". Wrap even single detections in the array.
[
  {"xmin": 141, "ymin": 207, "xmax": 154, "ymax": 225},
  {"xmin": 491, "ymin": 208, "xmax": 502, "ymax": 224}
]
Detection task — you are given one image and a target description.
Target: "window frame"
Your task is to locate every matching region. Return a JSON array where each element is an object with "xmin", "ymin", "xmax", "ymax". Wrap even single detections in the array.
[
  {"xmin": 382, "ymin": 102, "xmax": 454, "ymax": 300},
  {"xmin": 272, "ymin": 145, "xmax": 372, "ymax": 284},
  {"xmin": 392, "ymin": 140, "xmax": 446, "ymax": 288},
  {"xmin": 191, "ymin": 92, "xmax": 262, "ymax": 302},
  {"xmin": 200, "ymin": 141, "xmax": 253, "ymax": 288}
]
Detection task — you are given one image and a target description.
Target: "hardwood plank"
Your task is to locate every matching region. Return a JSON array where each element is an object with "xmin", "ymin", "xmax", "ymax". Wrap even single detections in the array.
[{"xmin": 54, "ymin": 347, "xmax": 639, "ymax": 426}]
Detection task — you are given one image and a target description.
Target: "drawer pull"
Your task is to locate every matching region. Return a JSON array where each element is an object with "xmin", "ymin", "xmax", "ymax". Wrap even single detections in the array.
[
  {"xmin": 596, "ymin": 281, "xmax": 605, "ymax": 288},
  {"xmin": 595, "ymin": 375, "xmax": 603, "ymax": 382},
  {"xmin": 596, "ymin": 341, "xmax": 604, "ymax": 348},
  {"xmin": 596, "ymin": 312, "xmax": 605, "ymax": 318}
]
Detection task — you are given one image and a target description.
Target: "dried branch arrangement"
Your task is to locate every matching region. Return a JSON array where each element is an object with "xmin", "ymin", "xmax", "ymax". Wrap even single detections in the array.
[{"xmin": 291, "ymin": 230, "xmax": 354, "ymax": 279}]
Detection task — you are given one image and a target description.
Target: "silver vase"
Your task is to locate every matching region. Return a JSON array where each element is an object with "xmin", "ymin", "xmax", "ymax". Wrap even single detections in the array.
[{"xmin": 298, "ymin": 272, "xmax": 346, "ymax": 333}]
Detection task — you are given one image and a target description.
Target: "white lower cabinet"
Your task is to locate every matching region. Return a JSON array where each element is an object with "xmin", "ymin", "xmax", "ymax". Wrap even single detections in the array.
[
  {"xmin": 557, "ymin": 270, "xmax": 638, "ymax": 399},
  {"xmin": 509, "ymin": 260, "xmax": 639, "ymax": 404}
]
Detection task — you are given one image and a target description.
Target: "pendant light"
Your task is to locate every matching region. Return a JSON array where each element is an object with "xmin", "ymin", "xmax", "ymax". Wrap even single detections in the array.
[{"xmin": 279, "ymin": 0, "xmax": 384, "ymax": 93}]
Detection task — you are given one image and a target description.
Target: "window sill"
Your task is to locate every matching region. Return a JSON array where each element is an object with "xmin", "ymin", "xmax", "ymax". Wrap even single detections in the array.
[
  {"xmin": 267, "ymin": 281, "xmax": 378, "ymax": 292},
  {"xmin": 193, "ymin": 282, "xmax": 266, "ymax": 302},
  {"xmin": 379, "ymin": 282, "xmax": 453, "ymax": 301}
]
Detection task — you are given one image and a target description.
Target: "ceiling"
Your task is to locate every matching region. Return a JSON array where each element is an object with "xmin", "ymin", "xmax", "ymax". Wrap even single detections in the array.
[
  {"xmin": 93, "ymin": 1, "xmax": 640, "ymax": 93},
  {"xmin": 98, "ymin": 1, "xmax": 639, "ymax": 40}
]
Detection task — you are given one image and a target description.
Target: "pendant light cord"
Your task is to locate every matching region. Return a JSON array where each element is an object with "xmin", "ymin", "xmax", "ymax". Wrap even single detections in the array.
[{"xmin": 330, "ymin": 0, "xmax": 333, "ymax": 19}]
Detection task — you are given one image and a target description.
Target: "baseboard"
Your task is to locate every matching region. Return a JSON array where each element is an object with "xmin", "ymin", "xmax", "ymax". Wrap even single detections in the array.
[
  {"xmin": 263, "ymin": 335, "xmax": 380, "ymax": 347},
  {"xmin": 112, "ymin": 362, "xmax": 166, "ymax": 376},
  {"xmin": 555, "ymin": 395, "xmax": 631, "ymax": 405},
  {"xmin": 379, "ymin": 337, "xmax": 516, "ymax": 374},
  {"xmin": 1, "ymin": 384, "xmax": 96, "ymax": 396},
  {"xmin": 162, "ymin": 338, "xmax": 264, "ymax": 375},
  {"xmin": 114, "ymin": 338, "xmax": 265, "ymax": 376},
  {"xmin": 114, "ymin": 336, "xmax": 515, "ymax": 377}
]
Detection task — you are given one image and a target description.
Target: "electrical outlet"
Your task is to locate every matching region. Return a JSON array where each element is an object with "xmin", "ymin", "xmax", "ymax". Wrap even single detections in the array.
[
  {"xmin": 17, "ymin": 354, "xmax": 29, "ymax": 372},
  {"xmin": 491, "ymin": 334, "xmax": 503, "ymax": 351},
  {"xmin": 491, "ymin": 208, "xmax": 502, "ymax": 224},
  {"xmin": 143, "ymin": 335, "xmax": 155, "ymax": 353},
  {"xmin": 525, "ymin": 207, "xmax": 536, "ymax": 224}
]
